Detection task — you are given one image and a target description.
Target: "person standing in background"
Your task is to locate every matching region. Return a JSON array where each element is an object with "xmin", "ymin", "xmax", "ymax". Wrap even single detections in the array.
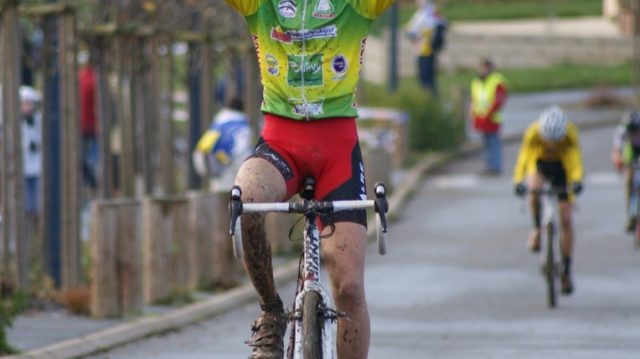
[
  {"xmin": 405, "ymin": 0, "xmax": 447, "ymax": 95},
  {"xmin": 20, "ymin": 86, "xmax": 43, "ymax": 226},
  {"xmin": 470, "ymin": 59, "xmax": 508, "ymax": 176},
  {"xmin": 192, "ymin": 97, "xmax": 253, "ymax": 192},
  {"xmin": 79, "ymin": 52, "xmax": 98, "ymax": 192}
]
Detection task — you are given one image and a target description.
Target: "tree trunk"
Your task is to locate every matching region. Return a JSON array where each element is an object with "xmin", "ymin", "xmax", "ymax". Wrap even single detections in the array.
[
  {"xmin": 59, "ymin": 10, "xmax": 81, "ymax": 290},
  {"xmin": 1, "ymin": 1, "xmax": 27, "ymax": 289}
]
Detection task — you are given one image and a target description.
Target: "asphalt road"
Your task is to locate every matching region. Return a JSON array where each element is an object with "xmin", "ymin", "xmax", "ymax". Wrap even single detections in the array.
[{"xmin": 85, "ymin": 125, "xmax": 640, "ymax": 359}]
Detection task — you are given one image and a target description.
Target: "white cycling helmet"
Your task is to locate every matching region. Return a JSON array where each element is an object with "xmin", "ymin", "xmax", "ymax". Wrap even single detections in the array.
[{"xmin": 538, "ymin": 105, "xmax": 567, "ymax": 142}]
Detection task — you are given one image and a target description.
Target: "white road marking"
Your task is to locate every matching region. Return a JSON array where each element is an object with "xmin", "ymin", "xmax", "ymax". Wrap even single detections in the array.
[
  {"xmin": 585, "ymin": 172, "xmax": 623, "ymax": 186},
  {"xmin": 429, "ymin": 174, "xmax": 480, "ymax": 189},
  {"xmin": 426, "ymin": 171, "xmax": 622, "ymax": 190}
]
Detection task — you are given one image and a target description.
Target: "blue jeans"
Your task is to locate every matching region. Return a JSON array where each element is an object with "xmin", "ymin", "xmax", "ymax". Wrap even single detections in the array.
[
  {"xmin": 24, "ymin": 176, "xmax": 40, "ymax": 216},
  {"xmin": 82, "ymin": 137, "xmax": 98, "ymax": 189},
  {"xmin": 417, "ymin": 55, "xmax": 437, "ymax": 95},
  {"xmin": 483, "ymin": 132, "xmax": 502, "ymax": 172}
]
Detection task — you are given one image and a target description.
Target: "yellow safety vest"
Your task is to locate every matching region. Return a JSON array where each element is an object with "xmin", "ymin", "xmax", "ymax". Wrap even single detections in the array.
[
  {"xmin": 419, "ymin": 29, "xmax": 433, "ymax": 56},
  {"xmin": 471, "ymin": 72, "xmax": 507, "ymax": 124}
]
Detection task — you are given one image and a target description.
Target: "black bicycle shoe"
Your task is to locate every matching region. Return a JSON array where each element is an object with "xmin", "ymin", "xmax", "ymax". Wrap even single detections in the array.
[
  {"xmin": 246, "ymin": 312, "xmax": 287, "ymax": 359},
  {"xmin": 561, "ymin": 272, "xmax": 574, "ymax": 295},
  {"xmin": 626, "ymin": 216, "xmax": 637, "ymax": 233}
]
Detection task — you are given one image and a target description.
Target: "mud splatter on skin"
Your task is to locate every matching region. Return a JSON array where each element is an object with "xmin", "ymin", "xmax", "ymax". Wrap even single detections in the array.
[
  {"xmin": 242, "ymin": 213, "xmax": 280, "ymax": 312},
  {"xmin": 342, "ymin": 329, "xmax": 349, "ymax": 343}
]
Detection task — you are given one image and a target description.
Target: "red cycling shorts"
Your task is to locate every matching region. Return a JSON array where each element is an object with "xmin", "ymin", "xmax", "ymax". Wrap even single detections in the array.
[{"xmin": 249, "ymin": 113, "xmax": 367, "ymax": 226}]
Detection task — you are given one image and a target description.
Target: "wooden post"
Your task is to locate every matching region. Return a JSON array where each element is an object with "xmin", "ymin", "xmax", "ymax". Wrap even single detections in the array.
[
  {"xmin": 1, "ymin": 0, "xmax": 27, "ymax": 289},
  {"xmin": 143, "ymin": 196, "xmax": 190, "ymax": 303},
  {"xmin": 133, "ymin": 37, "xmax": 153, "ymax": 195},
  {"xmin": 148, "ymin": 36, "xmax": 162, "ymax": 196},
  {"xmin": 116, "ymin": 35, "xmax": 136, "ymax": 197},
  {"xmin": 200, "ymin": 28, "xmax": 214, "ymax": 137},
  {"xmin": 59, "ymin": 9, "xmax": 81, "ymax": 290},
  {"xmin": 187, "ymin": 191, "xmax": 216, "ymax": 290},
  {"xmin": 212, "ymin": 191, "xmax": 236, "ymax": 286},
  {"xmin": 188, "ymin": 42, "xmax": 202, "ymax": 190},
  {"xmin": 90, "ymin": 202, "xmax": 119, "ymax": 317},
  {"xmin": 90, "ymin": 198, "xmax": 142, "ymax": 318},
  {"xmin": 150, "ymin": 36, "xmax": 177, "ymax": 196},
  {"xmin": 41, "ymin": 11, "xmax": 63, "ymax": 287}
]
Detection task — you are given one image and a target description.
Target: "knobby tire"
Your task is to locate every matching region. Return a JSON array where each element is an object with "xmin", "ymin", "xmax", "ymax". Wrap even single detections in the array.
[
  {"xmin": 545, "ymin": 222, "xmax": 557, "ymax": 308},
  {"xmin": 302, "ymin": 291, "xmax": 323, "ymax": 359}
]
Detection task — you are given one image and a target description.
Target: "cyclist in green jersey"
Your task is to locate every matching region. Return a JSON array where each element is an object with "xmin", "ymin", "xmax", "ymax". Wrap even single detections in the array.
[{"xmin": 224, "ymin": 0, "xmax": 396, "ymax": 358}]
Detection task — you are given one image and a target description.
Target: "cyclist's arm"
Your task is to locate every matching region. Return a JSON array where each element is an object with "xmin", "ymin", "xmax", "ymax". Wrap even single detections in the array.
[
  {"xmin": 612, "ymin": 124, "xmax": 626, "ymax": 152},
  {"xmin": 513, "ymin": 124, "xmax": 536, "ymax": 183},
  {"xmin": 611, "ymin": 124, "xmax": 626, "ymax": 167},
  {"xmin": 350, "ymin": 0, "xmax": 397, "ymax": 19},
  {"xmin": 484, "ymin": 83, "xmax": 507, "ymax": 121},
  {"xmin": 562, "ymin": 123, "xmax": 584, "ymax": 183},
  {"xmin": 224, "ymin": 0, "xmax": 262, "ymax": 16}
]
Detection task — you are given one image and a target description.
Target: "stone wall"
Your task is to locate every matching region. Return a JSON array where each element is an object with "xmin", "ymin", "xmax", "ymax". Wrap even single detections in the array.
[{"xmin": 362, "ymin": 32, "xmax": 633, "ymax": 84}]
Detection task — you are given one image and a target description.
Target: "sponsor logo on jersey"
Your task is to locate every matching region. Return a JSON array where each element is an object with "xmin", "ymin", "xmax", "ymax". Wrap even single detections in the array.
[
  {"xmin": 278, "ymin": 0, "xmax": 297, "ymax": 18},
  {"xmin": 288, "ymin": 54, "xmax": 323, "ymax": 87},
  {"xmin": 270, "ymin": 25, "xmax": 337, "ymax": 44},
  {"xmin": 265, "ymin": 54, "xmax": 279, "ymax": 76},
  {"xmin": 331, "ymin": 54, "xmax": 348, "ymax": 80},
  {"xmin": 313, "ymin": 0, "xmax": 335, "ymax": 19},
  {"xmin": 331, "ymin": 54, "xmax": 347, "ymax": 74},
  {"xmin": 290, "ymin": 98, "xmax": 325, "ymax": 116}
]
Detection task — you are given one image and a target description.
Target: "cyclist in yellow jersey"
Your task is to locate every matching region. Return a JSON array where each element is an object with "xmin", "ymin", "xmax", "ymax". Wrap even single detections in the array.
[
  {"xmin": 223, "ymin": 0, "xmax": 396, "ymax": 357},
  {"xmin": 513, "ymin": 105, "xmax": 584, "ymax": 295}
]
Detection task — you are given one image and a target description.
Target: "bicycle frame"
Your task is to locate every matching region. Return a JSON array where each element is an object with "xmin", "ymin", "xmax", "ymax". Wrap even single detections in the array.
[
  {"xmin": 530, "ymin": 185, "xmax": 564, "ymax": 308},
  {"xmin": 229, "ymin": 181, "xmax": 388, "ymax": 358}
]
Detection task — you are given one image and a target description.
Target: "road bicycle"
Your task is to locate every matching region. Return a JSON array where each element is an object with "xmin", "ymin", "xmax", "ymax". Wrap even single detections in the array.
[
  {"xmin": 526, "ymin": 185, "xmax": 568, "ymax": 309},
  {"xmin": 229, "ymin": 178, "xmax": 388, "ymax": 358},
  {"xmin": 627, "ymin": 161, "xmax": 640, "ymax": 249}
]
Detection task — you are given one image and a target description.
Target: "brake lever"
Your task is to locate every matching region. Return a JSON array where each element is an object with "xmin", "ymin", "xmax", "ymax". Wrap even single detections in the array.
[
  {"xmin": 229, "ymin": 185, "xmax": 243, "ymax": 235},
  {"xmin": 374, "ymin": 182, "xmax": 388, "ymax": 232}
]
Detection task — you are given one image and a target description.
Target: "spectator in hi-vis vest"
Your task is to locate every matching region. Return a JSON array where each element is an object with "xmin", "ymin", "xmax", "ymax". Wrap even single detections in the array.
[
  {"xmin": 192, "ymin": 97, "xmax": 253, "ymax": 192},
  {"xmin": 470, "ymin": 59, "xmax": 508, "ymax": 176},
  {"xmin": 405, "ymin": 0, "xmax": 447, "ymax": 95}
]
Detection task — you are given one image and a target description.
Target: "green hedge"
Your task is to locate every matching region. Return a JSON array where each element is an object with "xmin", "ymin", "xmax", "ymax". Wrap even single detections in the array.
[
  {"xmin": 440, "ymin": 0, "xmax": 602, "ymax": 21},
  {"xmin": 439, "ymin": 63, "xmax": 633, "ymax": 95},
  {"xmin": 361, "ymin": 80, "xmax": 466, "ymax": 153}
]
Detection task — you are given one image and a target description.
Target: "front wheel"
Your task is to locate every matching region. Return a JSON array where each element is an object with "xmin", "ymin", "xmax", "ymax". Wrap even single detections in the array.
[
  {"xmin": 302, "ymin": 291, "xmax": 323, "ymax": 359},
  {"xmin": 545, "ymin": 223, "xmax": 557, "ymax": 308}
]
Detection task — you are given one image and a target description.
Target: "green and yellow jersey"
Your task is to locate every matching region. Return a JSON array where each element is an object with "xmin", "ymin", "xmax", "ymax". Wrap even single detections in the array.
[
  {"xmin": 225, "ymin": 0, "xmax": 395, "ymax": 119},
  {"xmin": 513, "ymin": 121, "xmax": 584, "ymax": 184}
]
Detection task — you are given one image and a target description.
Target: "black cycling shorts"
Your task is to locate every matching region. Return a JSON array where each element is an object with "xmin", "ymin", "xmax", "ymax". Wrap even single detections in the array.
[{"xmin": 536, "ymin": 160, "xmax": 569, "ymax": 201}]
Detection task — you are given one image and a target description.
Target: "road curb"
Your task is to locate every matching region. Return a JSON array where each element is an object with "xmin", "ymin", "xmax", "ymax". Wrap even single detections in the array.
[{"xmin": 11, "ymin": 116, "xmax": 619, "ymax": 359}]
